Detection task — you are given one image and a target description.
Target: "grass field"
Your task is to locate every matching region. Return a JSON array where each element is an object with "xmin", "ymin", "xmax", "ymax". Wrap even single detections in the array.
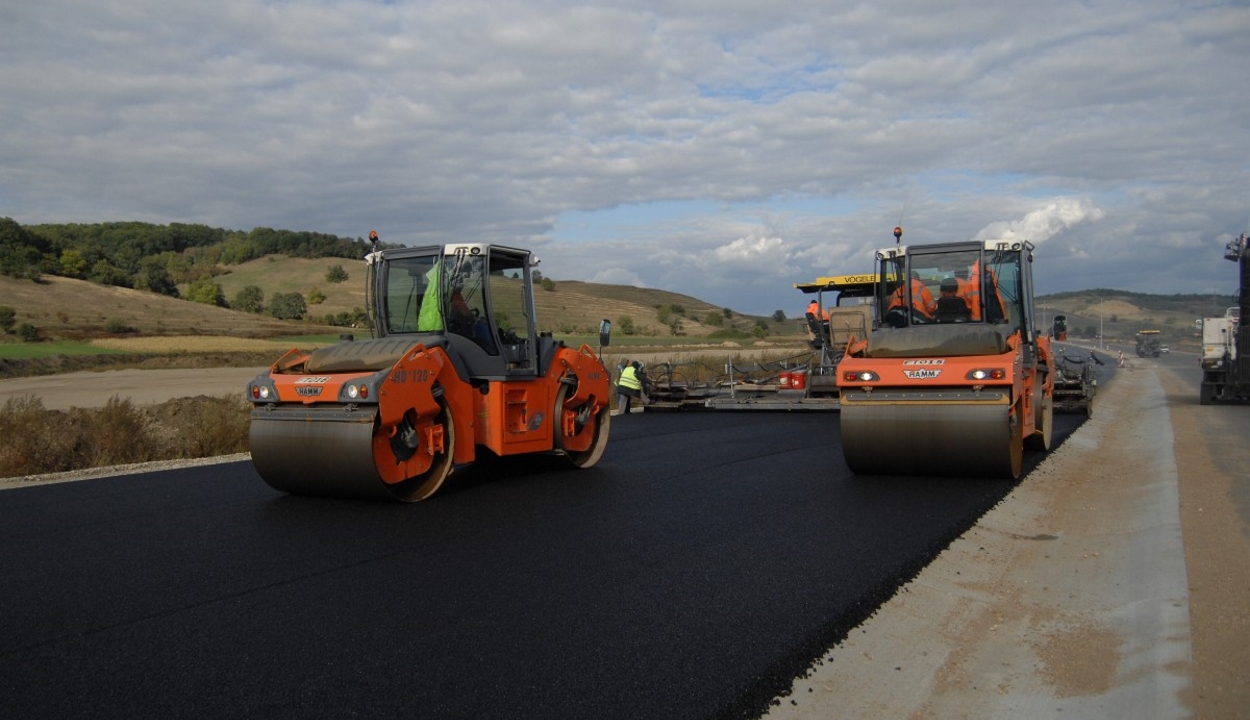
[{"xmin": 0, "ymin": 340, "xmax": 129, "ymax": 359}]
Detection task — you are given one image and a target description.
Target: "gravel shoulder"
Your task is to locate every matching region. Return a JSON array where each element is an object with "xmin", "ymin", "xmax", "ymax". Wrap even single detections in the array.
[{"xmin": 764, "ymin": 359, "xmax": 1250, "ymax": 719}]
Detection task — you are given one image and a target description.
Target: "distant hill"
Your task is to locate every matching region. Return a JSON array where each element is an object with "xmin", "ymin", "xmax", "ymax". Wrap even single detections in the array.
[
  {"xmin": 1036, "ymin": 289, "xmax": 1231, "ymax": 349},
  {"xmin": 1, "ymin": 255, "xmax": 784, "ymax": 343},
  {"xmin": 3, "ymin": 238, "xmax": 1229, "ymax": 349}
]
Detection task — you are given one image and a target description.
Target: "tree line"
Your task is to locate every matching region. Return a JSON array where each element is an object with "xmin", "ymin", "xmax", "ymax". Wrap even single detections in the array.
[{"xmin": 0, "ymin": 217, "xmax": 375, "ymax": 297}]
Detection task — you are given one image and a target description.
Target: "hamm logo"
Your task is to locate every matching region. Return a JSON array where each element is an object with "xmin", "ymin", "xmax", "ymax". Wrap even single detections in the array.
[{"xmin": 903, "ymin": 369, "xmax": 942, "ymax": 380}]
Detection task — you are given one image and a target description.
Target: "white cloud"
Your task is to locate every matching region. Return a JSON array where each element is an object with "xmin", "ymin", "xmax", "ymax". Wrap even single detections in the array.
[
  {"xmin": 1, "ymin": 0, "xmax": 1247, "ymax": 313},
  {"xmin": 589, "ymin": 268, "xmax": 647, "ymax": 287},
  {"xmin": 712, "ymin": 235, "xmax": 788, "ymax": 265},
  {"xmin": 973, "ymin": 199, "xmax": 1106, "ymax": 245}
]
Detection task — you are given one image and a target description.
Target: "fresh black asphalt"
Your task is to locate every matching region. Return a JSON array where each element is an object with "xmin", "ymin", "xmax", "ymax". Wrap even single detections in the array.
[{"xmin": 0, "ymin": 408, "xmax": 1086, "ymax": 720}]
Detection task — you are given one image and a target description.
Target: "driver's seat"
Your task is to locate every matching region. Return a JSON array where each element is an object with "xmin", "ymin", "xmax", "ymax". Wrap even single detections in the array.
[{"xmin": 935, "ymin": 296, "xmax": 970, "ymax": 322}]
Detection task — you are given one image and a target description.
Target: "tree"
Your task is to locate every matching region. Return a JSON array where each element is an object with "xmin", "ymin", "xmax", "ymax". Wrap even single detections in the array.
[
  {"xmin": 0, "ymin": 217, "xmax": 47, "ymax": 279},
  {"xmin": 704, "ymin": 311, "xmax": 723, "ymax": 327},
  {"xmin": 307, "ymin": 286, "xmax": 326, "ymax": 305},
  {"xmin": 186, "ymin": 275, "xmax": 225, "ymax": 306},
  {"xmin": 325, "ymin": 264, "xmax": 349, "ymax": 283},
  {"xmin": 539, "ymin": 277, "xmax": 556, "ymax": 292},
  {"xmin": 616, "ymin": 316, "xmax": 636, "ymax": 336},
  {"xmin": 134, "ymin": 257, "xmax": 180, "ymax": 297},
  {"xmin": 232, "ymin": 285, "xmax": 265, "ymax": 314},
  {"xmin": 0, "ymin": 305, "xmax": 15, "ymax": 334},
  {"xmin": 270, "ymin": 292, "xmax": 307, "ymax": 320},
  {"xmin": 89, "ymin": 260, "xmax": 130, "ymax": 287},
  {"xmin": 59, "ymin": 248, "xmax": 89, "ymax": 279},
  {"xmin": 722, "ymin": 308, "xmax": 733, "ymax": 318},
  {"xmin": 771, "ymin": 309, "xmax": 787, "ymax": 322},
  {"xmin": 17, "ymin": 323, "xmax": 40, "ymax": 342},
  {"xmin": 666, "ymin": 315, "xmax": 684, "ymax": 336}
]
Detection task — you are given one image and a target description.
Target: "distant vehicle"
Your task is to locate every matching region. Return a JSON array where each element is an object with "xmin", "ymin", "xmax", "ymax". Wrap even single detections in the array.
[
  {"xmin": 1136, "ymin": 329, "xmax": 1162, "ymax": 357},
  {"xmin": 1161, "ymin": 345, "xmax": 1170, "ymax": 353}
]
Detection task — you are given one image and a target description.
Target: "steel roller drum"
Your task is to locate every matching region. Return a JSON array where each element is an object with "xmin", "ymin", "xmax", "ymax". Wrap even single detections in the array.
[
  {"xmin": 249, "ymin": 407, "xmax": 404, "ymax": 501},
  {"xmin": 839, "ymin": 389, "xmax": 1020, "ymax": 478}
]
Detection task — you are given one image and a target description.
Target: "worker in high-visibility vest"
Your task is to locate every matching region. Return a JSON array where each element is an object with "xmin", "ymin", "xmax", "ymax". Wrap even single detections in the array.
[
  {"xmin": 616, "ymin": 360, "xmax": 644, "ymax": 415},
  {"xmin": 806, "ymin": 299, "xmax": 829, "ymax": 321},
  {"xmin": 959, "ymin": 260, "xmax": 1008, "ymax": 322},
  {"xmin": 887, "ymin": 271, "xmax": 936, "ymax": 320}
]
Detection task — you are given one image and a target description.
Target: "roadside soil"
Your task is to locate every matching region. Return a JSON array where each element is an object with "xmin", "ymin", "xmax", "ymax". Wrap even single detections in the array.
[{"xmin": 1158, "ymin": 365, "xmax": 1250, "ymax": 718}]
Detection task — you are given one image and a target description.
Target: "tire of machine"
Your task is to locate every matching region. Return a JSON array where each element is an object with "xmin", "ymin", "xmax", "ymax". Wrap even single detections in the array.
[
  {"xmin": 554, "ymin": 381, "xmax": 611, "ymax": 468},
  {"xmin": 1026, "ymin": 382, "xmax": 1053, "ymax": 452},
  {"xmin": 376, "ymin": 399, "xmax": 457, "ymax": 502}
]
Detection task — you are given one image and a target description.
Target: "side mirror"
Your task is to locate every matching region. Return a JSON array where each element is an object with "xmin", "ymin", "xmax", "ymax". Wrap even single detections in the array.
[{"xmin": 599, "ymin": 319, "xmax": 612, "ymax": 347}]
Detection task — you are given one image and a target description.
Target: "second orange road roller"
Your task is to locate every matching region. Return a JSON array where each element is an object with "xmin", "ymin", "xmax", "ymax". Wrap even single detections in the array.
[
  {"xmin": 247, "ymin": 233, "xmax": 613, "ymax": 502},
  {"xmin": 836, "ymin": 228, "xmax": 1055, "ymax": 479}
]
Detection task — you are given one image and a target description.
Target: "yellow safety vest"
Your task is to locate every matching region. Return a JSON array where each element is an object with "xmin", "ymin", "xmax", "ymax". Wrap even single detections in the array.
[{"xmin": 618, "ymin": 366, "xmax": 642, "ymax": 391}]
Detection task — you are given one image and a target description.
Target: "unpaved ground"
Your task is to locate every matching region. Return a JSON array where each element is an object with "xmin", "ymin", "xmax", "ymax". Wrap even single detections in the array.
[
  {"xmin": 765, "ymin": 359, "xmax": 1250, "ymax": 719},
  {"xmin": 1160, "ymin": 365, "xmax": 1250, "ymax": 718}
]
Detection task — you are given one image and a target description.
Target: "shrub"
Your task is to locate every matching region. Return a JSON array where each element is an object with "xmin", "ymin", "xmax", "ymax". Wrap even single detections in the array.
[
  {"xmin": 104, "ymin": 318, "xmax": 136, "ymax": 334},
  {"xmin": 0, "ymin": 305, "xmax": 15, "ymax": 334},
  {"xmin": 232, "ymin": 285, "xmax": 265, "ymax": 314},
  {"xmin": 325, "ymin": 264, "xmax": 349, "ymax": 283},
  {"xmin": 186, "ymin": 275, "xmax": 226, "ymax": 306},
  {"xmin": 0, "ymin": 395, "xmax": 251, "ymax": 478},
  {"xmin": 270, "ymin": 292, "xmax": 307, "ymax": 320},
  {"xmin": 85, "ymin": 396, "xmax": 159, "ymax": 467},
  {"xmin": 17, "ymin": 323, "xmax": 39, "ymax": 342}
]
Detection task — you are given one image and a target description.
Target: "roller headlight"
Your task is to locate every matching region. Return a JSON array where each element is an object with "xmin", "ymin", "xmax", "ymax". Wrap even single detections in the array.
[
  {"xmin": 843, "ymin": 370, "xmax": 879, "ymax": 382},
  {"xmin": 966, "ymin": 368, "xmax": 1006, "ymax": 381}
]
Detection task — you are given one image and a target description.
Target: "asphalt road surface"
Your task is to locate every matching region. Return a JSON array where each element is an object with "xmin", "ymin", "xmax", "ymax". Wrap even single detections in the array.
[{"xmin": 0, "ymin": 402, "xmax": 1087, "ymax": 719}]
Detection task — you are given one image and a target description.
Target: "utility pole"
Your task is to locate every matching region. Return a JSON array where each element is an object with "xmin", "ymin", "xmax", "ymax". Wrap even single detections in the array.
[{"xmin": 1099, "ymin": 297, "xmax": 1104, "ymax": 350}]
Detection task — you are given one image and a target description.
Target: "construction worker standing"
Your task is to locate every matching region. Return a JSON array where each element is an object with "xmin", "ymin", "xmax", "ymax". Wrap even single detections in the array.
[{"xmin": 616, "ymin": 359, "xmax": 644, "ymax": 415}]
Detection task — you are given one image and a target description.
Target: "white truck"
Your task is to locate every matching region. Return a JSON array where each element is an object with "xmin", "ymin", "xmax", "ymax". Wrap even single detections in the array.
[{"xmin": 1199, "ymin": 232, "xmax": 1250, "ymax": 404}]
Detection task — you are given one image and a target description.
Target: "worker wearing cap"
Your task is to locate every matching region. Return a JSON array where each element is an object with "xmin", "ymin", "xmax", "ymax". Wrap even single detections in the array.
[
  {"xmin": 616, "ymin": 359, "xmax": 644, "ymax": 415},
  {"xmin": 887, "ymin": 271, "xmax": 936, "ymax": 320}
]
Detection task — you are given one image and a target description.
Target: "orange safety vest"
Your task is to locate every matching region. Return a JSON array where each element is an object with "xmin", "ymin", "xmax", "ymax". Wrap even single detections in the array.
[
  {"xmin": 888, "ymin": 278, "xmax": 936, "ymax": 318},
  {"xmin": 960, "ymin": 262, "xmax": 1007, "ymax": 321},
  {"xmin": 807, "ymin": 300, "xmax": 829, "ymax": 321}
]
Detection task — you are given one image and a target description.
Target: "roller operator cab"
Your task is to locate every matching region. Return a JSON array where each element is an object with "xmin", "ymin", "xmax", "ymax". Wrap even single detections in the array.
[
  {"xmin": 247, "ymin": 235, "xmax": 612, "ymax": 502},
  {"xmin": 836, "ymin": 230, "xmax": 1055, "ymax": 479}
]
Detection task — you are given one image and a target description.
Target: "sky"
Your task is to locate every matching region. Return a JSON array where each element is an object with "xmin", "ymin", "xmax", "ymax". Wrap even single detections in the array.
[{"xmin": 2, "ymin": 0, "xmax": 1248, "ymax": 316}]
